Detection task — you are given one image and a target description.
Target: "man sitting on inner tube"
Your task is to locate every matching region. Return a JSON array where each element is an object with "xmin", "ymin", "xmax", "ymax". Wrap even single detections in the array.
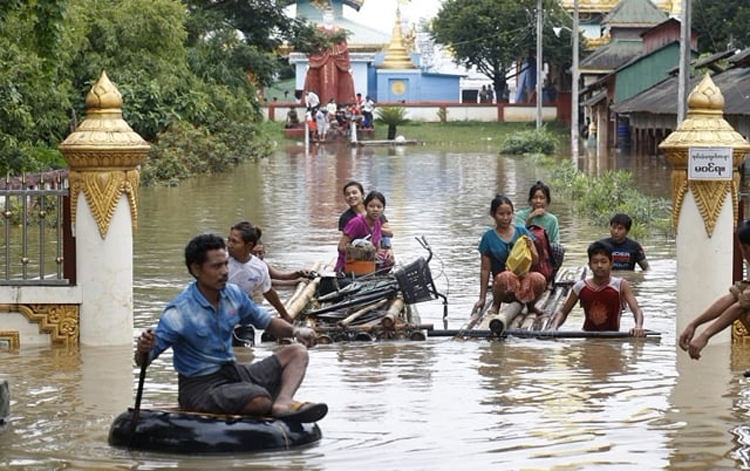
[{"xmin": 135, "ymin": 233, "xmax": 328, "ymax": 423}]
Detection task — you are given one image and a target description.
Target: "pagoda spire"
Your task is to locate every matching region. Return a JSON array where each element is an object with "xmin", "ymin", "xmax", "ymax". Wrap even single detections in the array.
[{"xmin": 378, "ymin": 6, "xmax": 416, "ymax": 69}]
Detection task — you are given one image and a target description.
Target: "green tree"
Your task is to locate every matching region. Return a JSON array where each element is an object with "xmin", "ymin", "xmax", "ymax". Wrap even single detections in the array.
[
  {"xmin": 63, "ymin": 0, "xmax": 201, "ymax": 140},
  {"xmin": 693, "ymin": 0, "xmax": 750, "ymax": 53},
  {"xmin": 61, "ymin": 0, "xmax": 277, "ymax": 184},
  {"xmin": 430, "ymin": 0, "xmax": 574, "ymax": 100},
  {"xmin": 184, "ymin": 0, "xmax": 336, "ymax": 88},
  {"xmin": 0, "ymin": 0, "xmax": 66, "ymax": 62},
  {"xmin": 0, "ymin": 0, "xmax": 70, "ymax": 174},
  {"xmin": 0, "ymin": 0, "xmax": 326, "ymax": 181}
]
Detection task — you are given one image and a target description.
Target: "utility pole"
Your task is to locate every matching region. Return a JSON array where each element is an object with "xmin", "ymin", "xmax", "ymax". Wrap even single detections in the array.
[
  {"xmin": 677, "ymin": 0, "xmax": 691, "ymax": 124},
  {"xmin": 536, "ymin": 0, "xmax": 543, "ymax": 129},
  {"xmin": 571, "ymin": 0, "xmax": 579, "ymax": 161}
]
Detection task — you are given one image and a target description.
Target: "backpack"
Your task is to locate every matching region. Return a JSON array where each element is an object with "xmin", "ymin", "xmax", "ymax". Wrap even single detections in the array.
[{"xmin": 527, "ymin": 224, "xmax": 554, "ymax": 281}]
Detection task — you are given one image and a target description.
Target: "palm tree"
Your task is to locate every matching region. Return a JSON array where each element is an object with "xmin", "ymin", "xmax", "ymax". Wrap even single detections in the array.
[{"xmin": 375, "ymin": 106, "xmax": 409, "ymax": 140}]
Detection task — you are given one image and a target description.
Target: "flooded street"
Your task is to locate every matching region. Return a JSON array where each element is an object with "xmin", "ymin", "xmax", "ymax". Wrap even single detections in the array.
[{"xmin": 2, "ymin": 144, "xmax": 750, "ymax": 470}]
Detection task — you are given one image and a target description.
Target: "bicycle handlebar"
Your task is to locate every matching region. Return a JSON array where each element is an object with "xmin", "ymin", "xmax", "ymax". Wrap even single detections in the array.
[{"xmin": 415, "ymin": 236, "xmax": 433, "ymax": 264}]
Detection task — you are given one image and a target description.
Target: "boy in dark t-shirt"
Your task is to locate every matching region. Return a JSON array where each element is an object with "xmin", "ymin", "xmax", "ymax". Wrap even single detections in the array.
[{"xmin": 599, "ymin": 213, "xmax": 649, "ymax": 271}]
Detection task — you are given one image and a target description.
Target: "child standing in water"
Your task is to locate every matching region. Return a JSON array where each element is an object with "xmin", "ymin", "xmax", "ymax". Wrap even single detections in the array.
[
  {"xmin": 600, "ymin": 213, "xmax": 649, "ymax": 271},
  {"xmin": 550, "ymin": 240, "xmax": 645, "ymax": 335},
  {"xmin": 474, "ymin": 194, "xmax": 547, "ymax": 315}
]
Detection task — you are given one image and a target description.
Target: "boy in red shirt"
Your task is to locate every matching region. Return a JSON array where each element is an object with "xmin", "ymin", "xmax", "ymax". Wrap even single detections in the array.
[{"xmin": 550, "ymin": 240, "xmax": 645, "ymax": 335}]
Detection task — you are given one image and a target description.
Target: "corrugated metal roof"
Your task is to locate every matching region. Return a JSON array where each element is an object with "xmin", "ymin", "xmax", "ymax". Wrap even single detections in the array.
[
  {"xmin": 615, "ymin": 39, "xmax": 679, "ymax": 72},
  {"xmin": 602, "ymin": 0, "xmax": 668, "ymax": 27},
  {"xmin": 693, "ymin": 49, "xmax": 738, "ymax": 70},
  {"xmin": 612, "ymin": 66, "xmax": 750, "ymax": 115},
  {"xmin": 582, "ymin": 90, "xmax": 608, "ymax": 106},
  {"xmin": 580, "ymin": 39, "xmax": 644, "ymax": 71},
  {"xmin": 729, "ymin": 48, "xmax": 750, "ymax": 67}
]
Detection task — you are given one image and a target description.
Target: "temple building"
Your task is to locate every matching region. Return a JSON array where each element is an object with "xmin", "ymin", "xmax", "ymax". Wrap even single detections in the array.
[{"xmin": 284, "ymin": 0, "xmax": 461, "ymax": 104}]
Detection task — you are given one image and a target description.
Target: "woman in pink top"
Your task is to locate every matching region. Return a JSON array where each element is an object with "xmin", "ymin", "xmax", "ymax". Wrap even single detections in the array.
[{"xmin": 336, "ymin": 191, "xmax": 393, "ymax": 272}]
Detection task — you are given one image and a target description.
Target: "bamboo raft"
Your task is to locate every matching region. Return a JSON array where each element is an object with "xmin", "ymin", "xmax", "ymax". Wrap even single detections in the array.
[
  {"xmin": 484, "ymin": 266, "xmax": 586, "ymax": 333},
  {"xmin": 265, "ymin": 244, "xmax": 660, "ymax": 343},
  {"xmin": 279, "ymin": 240, "xmax": 447, "ymax": 343},
  {"xmin": 445, "ymin": 266, "xmax": 661, "ymax": 340}
]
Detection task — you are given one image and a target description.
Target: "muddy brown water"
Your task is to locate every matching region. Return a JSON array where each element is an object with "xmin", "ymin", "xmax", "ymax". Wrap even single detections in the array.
[{"xmin": 2, "ymin": 143, "xmax": 750, "ymax": 470}]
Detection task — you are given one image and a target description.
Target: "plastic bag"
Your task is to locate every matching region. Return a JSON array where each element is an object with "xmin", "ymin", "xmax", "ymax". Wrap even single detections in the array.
[{"xmin": 505, "ymin": 235, "xmax": 532, "ymax": 276}]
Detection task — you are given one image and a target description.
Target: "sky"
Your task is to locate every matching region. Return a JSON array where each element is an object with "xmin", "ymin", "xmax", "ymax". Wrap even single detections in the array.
[{"xmin": 343, "ymin": 0, "xmax": 443, "ymax": 33}]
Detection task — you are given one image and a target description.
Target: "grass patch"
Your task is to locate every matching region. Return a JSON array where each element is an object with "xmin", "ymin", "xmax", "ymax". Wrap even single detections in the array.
[
  {"xmin": 267, "ymin": 119, "xmax": 566, "ymax": 153},
  {"xmin": 499, "ymin": 127, "xmax": 559, "ymax": 155},
  {"xmin": 263, "ymin": 78, "xmax": 297, "ymax": 103},
  {"xmin": 549, "ymin": 165, "xmax": 672, "ymax": 240},
  {"xmin": 392, "ymin": 121, "xmax": 533, "ymax": 150}
]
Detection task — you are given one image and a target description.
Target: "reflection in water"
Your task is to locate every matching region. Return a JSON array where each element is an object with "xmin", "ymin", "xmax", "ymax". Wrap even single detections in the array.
[
  {"xmin": 473, "ymin": 338, "xmax": 671, "ymax": 469},
  {"xmin": 1, "ymin": 146, "xmax": 749, "ymax": 469}
]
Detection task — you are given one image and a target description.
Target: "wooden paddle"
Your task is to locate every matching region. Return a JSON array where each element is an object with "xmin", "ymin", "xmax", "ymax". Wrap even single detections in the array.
[{"xmin": 129, "ymin": 356, "xmax": 148, "ymax": 448}]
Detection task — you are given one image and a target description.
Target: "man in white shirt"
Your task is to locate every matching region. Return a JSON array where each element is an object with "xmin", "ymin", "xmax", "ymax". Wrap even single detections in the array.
[
  {"xmin": 362, "ymin": 96, "xmax": 375, "ymax": 128},
  {"xmin": 305, "ymin": 90, "xmax": 320, "ymax": 113},
  {"xmin": 227, "ymin": 221, "xmax": 294, "ymax": 324}
]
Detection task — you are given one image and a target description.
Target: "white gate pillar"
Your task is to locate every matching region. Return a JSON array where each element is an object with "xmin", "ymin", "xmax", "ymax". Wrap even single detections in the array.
[
  {"xmin": 58, "ymin": 71, "xmax": 149, "ymax": 346},
  {"xmin": 659, "ymin": 74, "xmax": 750, "ymax": 345}
]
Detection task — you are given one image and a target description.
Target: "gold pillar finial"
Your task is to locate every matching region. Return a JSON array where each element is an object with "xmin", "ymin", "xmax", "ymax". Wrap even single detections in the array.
[
  {"xmin": 658, "ymin": 73, "xmax": 750, "ymax": 237},
  {"xmin": 378, "ymin": 6, "xmax": 416, "ymax": 70},
  {"xmin": 58, "ymin": 70, "xmax": 150, "ymax": 238}
]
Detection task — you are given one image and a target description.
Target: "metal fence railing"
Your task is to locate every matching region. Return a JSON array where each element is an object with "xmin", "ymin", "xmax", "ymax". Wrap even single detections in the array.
[{"xmin": 1, "ymin": 173, "xmax": 72, "ymax": 286}]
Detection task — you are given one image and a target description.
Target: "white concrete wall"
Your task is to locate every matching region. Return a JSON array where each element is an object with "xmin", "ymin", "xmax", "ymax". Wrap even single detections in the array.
[
  {"xmin": 402, "ymin": 106, "xmax": 442, "ymax": 121},
  {"xmin": 441, "ymin": 106, "xmax": 497, "ymax": 122},
  {"xmin": 504, "ymin": 106, "xmax": 558, "ymax": 123},
  {"xmin": 264, "ymin": 104, "xmax": 559, "ymax": 123}
]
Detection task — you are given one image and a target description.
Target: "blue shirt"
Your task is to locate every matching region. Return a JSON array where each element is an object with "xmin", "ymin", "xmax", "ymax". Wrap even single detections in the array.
[
  {"xmin": 478, "ymin": 225, "xmax": 535, "ymax": 276},
  {"xmin": 149, "ymin": 282, "xmax": 272, "ymax": 377}
]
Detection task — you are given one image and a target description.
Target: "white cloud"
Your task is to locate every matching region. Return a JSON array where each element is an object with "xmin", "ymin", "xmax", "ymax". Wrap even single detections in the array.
[{"xmin": 344, "ymin": 0, "xmax": 442, "ymax": 33}]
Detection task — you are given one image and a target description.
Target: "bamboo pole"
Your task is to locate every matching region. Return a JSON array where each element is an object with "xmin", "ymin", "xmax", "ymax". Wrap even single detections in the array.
[
  {"xmin": 286, "ymin": 260, "xmax": 334, "ymax": 320},
  {"xmin": 510, "ymin": 312, "xmax": 526, "ymax": 329},
  {"xmin": 381, "ymin": 297, "xmax": 405, "ymax": 329},
  {"xmin": 339, "ymin": 298, "xmax": 389, "ymax": 327},
  {"xmin": 430, "ymin": 328, "xmax": 662, "ymax": 339},
  {"xmin": 519, "ymin": 288, "xmax": 553, "ymax": 329},
  {"xmin": 286, "ymin": 281, "xmax": 318, "ymax": 320},
  {"xmin": 488, "ymin": 302, "xmax": 524, "ymax": 334},
  {"xmin": 283, "ymin": 261, "xmax": 322, "ymax": 310},
  {"xmin": 542, "ymin": 286, "xmax": 570, "ymax": 330},
  {"xmin": 459, "ymin": 300, "xmax": 491, "ymax": 333}
]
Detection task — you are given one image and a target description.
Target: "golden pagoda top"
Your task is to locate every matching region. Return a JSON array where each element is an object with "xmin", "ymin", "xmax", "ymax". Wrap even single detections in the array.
[
  {"xmin": 59, "ymin": 70, "xmax": 150, "ymax": 169},
  {"xmin": 378, "ymin": 7, "xmax": 416, "ymax": 70},
  {"xmin": 659, "ymin": 74, "xmax": 750, "ymax": 150}
]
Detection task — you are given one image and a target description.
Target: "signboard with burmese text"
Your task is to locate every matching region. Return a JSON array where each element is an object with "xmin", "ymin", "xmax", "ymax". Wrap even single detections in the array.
[{"xmin": 688, "ymin": 146, "xmax": 733, "ymax": 180}]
